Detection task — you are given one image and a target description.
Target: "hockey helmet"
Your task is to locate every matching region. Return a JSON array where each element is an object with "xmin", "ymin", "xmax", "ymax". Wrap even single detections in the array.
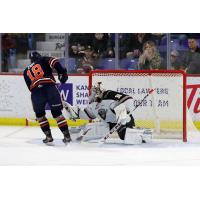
[
  {"xmin": 89, "ymin": 82, "xmax": 105, "ymax": 103},
  {"xmin": 29, "ymin": 51, "xmax": 42, "ymax": 63}
]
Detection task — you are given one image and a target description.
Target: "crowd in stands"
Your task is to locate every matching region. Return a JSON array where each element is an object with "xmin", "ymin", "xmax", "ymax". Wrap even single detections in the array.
[
  {"xmin": 68, "ymin": 33, "xmax": 200, "ymax": 73},
  {"xmin": 1, "ymin": 33, "xmax": 200, "ymax": 74},
  {"xmin": 68, "ymin": 33, "xmax": 115, "ymax": 73},
  {"xmin": 169, "ymin": 35, "xmax": 200, "ymax": 73}
]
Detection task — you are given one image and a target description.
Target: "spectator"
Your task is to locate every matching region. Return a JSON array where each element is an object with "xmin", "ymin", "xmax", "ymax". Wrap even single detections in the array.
[
  {"xmin": 186, "ymin": 61, "xmax": 200, "ymax": 74},
  {"xmin": 170, "ymin": 50, "xmax": 185, "ymax": 70},
  {"xmin": 92, "ymin": 33, "xmax": 115, "ymax": 58},
  {"xmin": 77, "ymin": 45, "xmax": 95, "ymax": 74},
  {"xmin": 187, "ymin": 38, "xmax": 200, "ymax": 53},
  {"xmin": 123, "ymin": 33, "xmax": 153, "ymax": 59},
  {"xmin": 68, "ymin": 33, "xmax": 93, "ymax": 58},
  {"xmin": 2, "ymin": 34, "xmax": 16, "ymax": 72},
  {"xmin": 181, "ymin": 37, "xmax": 200, "ymax": 68},
  {"xmin": 138, "ymin": 40, "xmax": 163, "ymax": 70}
]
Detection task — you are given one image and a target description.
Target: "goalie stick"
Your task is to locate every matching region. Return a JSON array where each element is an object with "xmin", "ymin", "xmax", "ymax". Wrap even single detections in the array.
[
  {"xmin": 62, "ymin": 100, "xmax": 79, "ymax": 121},
  {"xmin": 99, "ymin": 88, "xmax": 156, "ymax": 144},
  {"xmin": 62, "ymin": 101, "xmax": 93, "ymax": 141},
  {"xmin": 75, "ymin": 127, "xmax": 92, "ymax": 142}
]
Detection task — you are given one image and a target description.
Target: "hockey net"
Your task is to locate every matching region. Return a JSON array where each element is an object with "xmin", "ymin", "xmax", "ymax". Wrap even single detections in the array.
[{"xmin": 89, "ymin": 70, "xmax": 187, "ymax": 141}]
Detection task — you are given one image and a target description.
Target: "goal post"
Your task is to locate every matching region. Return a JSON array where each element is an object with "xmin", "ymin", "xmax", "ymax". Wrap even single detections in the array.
[{"xmin": 89, "ymin": 70, "xmax": 187, "ymax": 142}]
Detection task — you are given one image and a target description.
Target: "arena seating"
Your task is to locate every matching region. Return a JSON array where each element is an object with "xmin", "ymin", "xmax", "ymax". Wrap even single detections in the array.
[
  {"xmin": 59, "ymin": 57, "xmax": 77, "ymax": 73},
  {"xmin": 96, "ymin": 58, "xmax": 115, "ymax": 69},
  {"xmin": 120, "ymin": 58, "xmax": 138, "ymax": 70}
]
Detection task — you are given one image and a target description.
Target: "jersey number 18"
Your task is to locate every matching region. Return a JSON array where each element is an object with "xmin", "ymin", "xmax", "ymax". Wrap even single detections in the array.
[{"xmin": 27, "ymin": 64, "xmax": 44, "ymax": 81}]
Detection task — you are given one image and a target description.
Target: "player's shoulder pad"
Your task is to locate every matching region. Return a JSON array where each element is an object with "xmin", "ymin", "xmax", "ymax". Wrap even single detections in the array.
[{"xmin": 48, "ymin": 57, "xmax": 60, "ymax": 68}]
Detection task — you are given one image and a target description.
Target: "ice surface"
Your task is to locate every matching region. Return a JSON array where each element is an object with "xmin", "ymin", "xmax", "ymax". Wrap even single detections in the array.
[{"xmin": 0, "ymin": 126, "xmax": 200, "ymax": 165}]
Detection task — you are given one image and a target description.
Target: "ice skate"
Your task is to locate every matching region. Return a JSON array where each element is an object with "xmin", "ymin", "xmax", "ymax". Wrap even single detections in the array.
[
  {"xmin": 43, "ymin": 136, "xmax": 53, "ymax": 144},
  {"xmin": 62, "ymin": 131, "xmax": 72, "ymax": 144},
  {"xmin": 43, "ymin": 131, "xmax": 54, "ymax": 145},
  {"xmin": 63, "ymin": 135, "xmax": 72, "ymax": 144}
]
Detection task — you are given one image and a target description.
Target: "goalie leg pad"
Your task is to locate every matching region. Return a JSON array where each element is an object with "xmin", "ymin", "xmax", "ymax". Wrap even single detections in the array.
[
  {"xmin": 80, "ymin": 122, "xmax": 109, "ymax": 140},
  {"xmin": 141, "ymin": 129, "xmax": 153, "ymax": 143},
  {"xmin": 124, "ymin": 128, "xmax": 143, "ymax": 145}
]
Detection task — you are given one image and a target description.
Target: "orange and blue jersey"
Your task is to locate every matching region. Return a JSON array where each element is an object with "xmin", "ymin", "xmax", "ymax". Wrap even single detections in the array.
[{"xmin": 23, "ymin": 56, "xmax": 67, "ymax": 91}]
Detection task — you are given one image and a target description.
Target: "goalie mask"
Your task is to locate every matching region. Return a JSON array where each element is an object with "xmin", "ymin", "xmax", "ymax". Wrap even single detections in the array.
[{"xmin": 89, "ymin": 82, "xmax": 105, "ymax": 103}]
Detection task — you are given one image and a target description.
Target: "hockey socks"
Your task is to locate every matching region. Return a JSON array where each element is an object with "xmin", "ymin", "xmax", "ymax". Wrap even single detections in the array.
[{"xmin": 56, "ymin": 115, "xmax": 71, "ymax": 143}]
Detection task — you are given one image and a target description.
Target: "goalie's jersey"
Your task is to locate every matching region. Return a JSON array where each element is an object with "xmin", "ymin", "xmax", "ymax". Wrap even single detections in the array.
[
  {"xmin": 80, "ymin": 100, "xmax": 117, "ymax": 123},
  {"xmin": 23, "ymin": 57, "xmax": 67, "ymax": 91},
  {"xmin": 102, "ymin": 90, "xmax": 133, "ymax": 104},
  {"xmin": 79, "ymin": 90, "xmax": 133, "ymax": 123}
]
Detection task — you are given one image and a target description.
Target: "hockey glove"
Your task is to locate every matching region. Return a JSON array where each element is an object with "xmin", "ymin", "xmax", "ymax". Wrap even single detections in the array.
[{"xmin": 58, "ymin": 73, "xmax": 68, "ymax": 83}]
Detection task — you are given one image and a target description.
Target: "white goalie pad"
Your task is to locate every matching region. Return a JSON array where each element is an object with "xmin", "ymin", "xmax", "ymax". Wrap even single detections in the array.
[
  {"xmin": 114, "ymin": 104, "xmax": 130, "ymax": 124},
  {"xmin": 69, "ymin": 126, "xmax": 82, "ymax": 133},
  {"xmin": 124, "ymin": 128, "xmax": 153, "ymax": 145},
  {"xmin": 142, "ymin": 128, "xmax": 153, "ymax": 143},
  {"xmin": 78, "ymin": 122, "xmax": 110, "ymax": 140},
  {"xmin": 124, "ymin": 128, "xmax": 143, "ymax": 145}
]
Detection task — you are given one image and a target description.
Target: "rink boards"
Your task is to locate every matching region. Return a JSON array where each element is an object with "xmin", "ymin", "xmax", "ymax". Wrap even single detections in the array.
[{"xmin": 0, "ymin": 74, "xmax": 200, "ymax": 132}]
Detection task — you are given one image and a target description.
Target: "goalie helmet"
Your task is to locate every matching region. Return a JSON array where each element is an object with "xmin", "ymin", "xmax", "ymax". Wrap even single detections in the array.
[
  {"xmin": 89, "ymin": 82, "xmax": 105, "ymax": 103},
  {"xmin": 29, "ymin": 51, "xmax": 42, "ymax": 63}
]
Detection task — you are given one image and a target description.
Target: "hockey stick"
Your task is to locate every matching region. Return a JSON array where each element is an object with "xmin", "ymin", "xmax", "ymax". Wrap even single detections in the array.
[
  {"xmin": 99, "ymin": 88, "xmax": 156, "ymax": 144},
  {"xmin": 62, "ymin": 101, "xmax": 92, "ymax": 141},
  {"xmin": 75, "ymin": 127, "xmax": 92, "ymax": 142},
  {"xmin": 62, "ymin": 100, "xmax": 79, "ymax": 121}
]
